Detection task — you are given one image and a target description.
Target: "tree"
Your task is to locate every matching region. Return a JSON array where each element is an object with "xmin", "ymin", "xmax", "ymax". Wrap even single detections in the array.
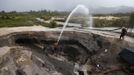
[
  {"xmin": 128, "ymin": 13, "xmax": 134, "ymax": 31},
  {"xmin": 49, "ymin": 20, "xmax": 57, "ymax": 28},
  {"xmin": 1, "ymin": 10, "xmax": 5, "ymax": 13}
]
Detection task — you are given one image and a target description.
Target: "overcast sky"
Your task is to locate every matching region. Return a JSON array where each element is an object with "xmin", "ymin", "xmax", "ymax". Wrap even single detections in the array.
[{"xmin": 0, "ymin": 0, "xmax": 134, "ymax": 11}]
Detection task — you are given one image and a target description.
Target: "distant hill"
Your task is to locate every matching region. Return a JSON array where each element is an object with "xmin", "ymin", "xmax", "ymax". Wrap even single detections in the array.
[{"xmin": 90, "ymin": 6, "xmax": 134, "ymax": 14}]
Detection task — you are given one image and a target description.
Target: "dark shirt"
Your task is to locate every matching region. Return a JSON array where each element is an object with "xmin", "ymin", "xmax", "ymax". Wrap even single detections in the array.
[{"xmin": 121, "ymin": 28, "xmax": 127, "ymax": 36}]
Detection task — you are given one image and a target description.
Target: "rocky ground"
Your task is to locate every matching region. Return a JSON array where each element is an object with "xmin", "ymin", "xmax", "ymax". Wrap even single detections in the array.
[{"xmin": 0, "ymin": 26, "xmax": 134, "ymax": 75}]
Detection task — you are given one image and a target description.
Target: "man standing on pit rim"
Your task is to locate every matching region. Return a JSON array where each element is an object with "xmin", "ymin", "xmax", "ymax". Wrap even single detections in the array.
[{"xmin": 120, "ymin": 27, "xmax": 127, "ymax": 40}]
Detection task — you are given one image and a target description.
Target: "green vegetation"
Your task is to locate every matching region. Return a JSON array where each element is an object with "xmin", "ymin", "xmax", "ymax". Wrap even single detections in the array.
[
  {"xmin": 0, "ymin": 10, "xmax": 134, "ymax": 28},
  {"xmin": 0, "ymin": 10, "xmax": 67, "ymax": 27},
  {"xmin": 49, "ymin": 20, "xmax": 57, "ymax": 28},
  {"xmin": 0, "ymin": 11, "xmax": 36, "ymax": 27},
  {"xmin": 94, "ymin": 17, "xmax": 129, "ymax": 27},
  {"xmin": 93, "ymin": 13, "xmax": 133, "ymax": 28},
  {"xmin": 128, "ymin": 13, "xmax": 134, "ymax": 28}
]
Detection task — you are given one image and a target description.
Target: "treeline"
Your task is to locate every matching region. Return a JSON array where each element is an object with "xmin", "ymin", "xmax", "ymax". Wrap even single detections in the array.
[
  {"xmin": 93, "ymin": 12, "xmax": 134, "ymax": 17},
  {"xmin": 0, "ymin": 10, "xmax": 69, "ymax": 19},
  {"xmin": 0, "ymin": 10, "xmax": 134, "ymax": 28},
  {"xmin": 0, "ymin": 11, "xmax": 36, "ymax": 27},
  {"xmin": 93, "ymin": 17, "xmax": 129, "ymax": 27},
  {"xmin": 0, "ymin": 10, "xmax": 68, "ymax": 27},
  {"xmin": 93, "ymin": 13, "xmax": 134, "ymax": 28}
]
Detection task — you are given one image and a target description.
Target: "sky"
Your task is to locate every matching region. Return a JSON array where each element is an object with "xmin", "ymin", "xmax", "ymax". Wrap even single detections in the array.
[{"xmin": 0, "ymin": 0, "xmax": 134, "ymax": 11}]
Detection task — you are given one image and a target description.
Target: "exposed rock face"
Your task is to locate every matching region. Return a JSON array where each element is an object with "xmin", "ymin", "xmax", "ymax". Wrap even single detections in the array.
[{"xmin": 0, "ymin": 30, "xmax": 133, "ymax": 75}]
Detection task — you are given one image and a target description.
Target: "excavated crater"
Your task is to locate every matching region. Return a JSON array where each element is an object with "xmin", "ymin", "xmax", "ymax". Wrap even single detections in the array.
[{"xmin": 0, "ymin": 30, "xmax": 133, "ymax": 75}]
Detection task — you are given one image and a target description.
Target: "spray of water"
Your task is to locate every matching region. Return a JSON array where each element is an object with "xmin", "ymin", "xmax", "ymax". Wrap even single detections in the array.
[
  {"xmin": 89, "ymin": 15, "xmax": 93, "ymax": 28},
  {"xmin": 57, "ymin": 5, "xmax": 92, "ymax": 44}
]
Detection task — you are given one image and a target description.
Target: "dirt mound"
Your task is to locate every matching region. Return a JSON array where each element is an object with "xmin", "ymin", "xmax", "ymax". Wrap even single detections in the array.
[{"xmin": 0, "ymin": 30, "xmax": 133, "ymax": 75}]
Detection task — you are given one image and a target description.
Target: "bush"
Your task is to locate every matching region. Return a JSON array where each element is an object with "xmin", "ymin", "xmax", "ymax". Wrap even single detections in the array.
[{"xmin": 49, "ymin": 20, "xmax": 57, "ymax": 28}]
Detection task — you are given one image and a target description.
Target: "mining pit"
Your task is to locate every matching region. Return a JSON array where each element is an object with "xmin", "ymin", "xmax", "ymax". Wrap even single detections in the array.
[{"xmin": 0, "ymin": 28, "xmax": 133, "ymax": 75}]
